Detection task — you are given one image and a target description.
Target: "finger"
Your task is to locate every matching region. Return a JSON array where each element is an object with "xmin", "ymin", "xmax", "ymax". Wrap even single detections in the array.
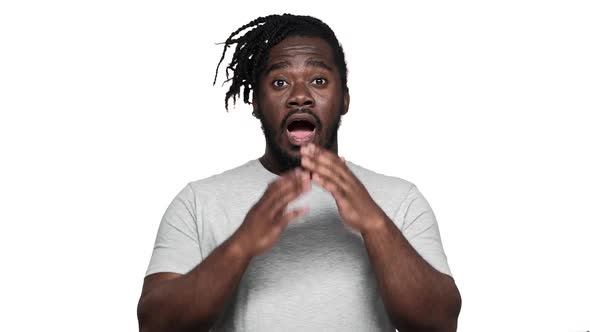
[
  {"xmin": 302, "ymin": 145, "xmax": 353, "ymax": 185},
  {"xmin": 264, "ymin": 169, "xmax": 309, "ymax": 214},
  {"xmin": 302, "ymin": 155, "xmax": 349, "ymax": 196},
  {"xmin": 261, "ymin": 179, "xmax": 293, "ymax": 210},
  {"xmin": 312, "ymin": 150, "xmax": 353, "ymax": 184},
  {"xmin": 311, "ymin": 172, "xmax": 346, "ymax": 201},
  {"xmin": 278, "ymin": 205, "xmax": 310, "ymax": 227},
  {"xmin": 262, "ymin": 167, "xmax": 302, "ymax": 202},
  {"xmin": 269, "ymin": 173, "xmax": 311, "ymax": 217}
]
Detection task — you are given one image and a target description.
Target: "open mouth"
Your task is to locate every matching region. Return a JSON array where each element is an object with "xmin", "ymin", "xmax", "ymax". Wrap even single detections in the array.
[{"xmin": 286, "ymin": 119, "xmax": 316, "ymax": 146}]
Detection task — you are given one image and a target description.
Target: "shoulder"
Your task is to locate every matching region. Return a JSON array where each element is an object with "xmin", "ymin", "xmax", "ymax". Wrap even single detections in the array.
[
  {"xmin": 185, "ymin": 159, "xmax": 264, "ymax": 197},
  {"xmin": 346, "ymin": 160, "xmax": 416, "ymax": 197},
  {"xmin": 345, "ymin": 160, "xmax": 421, "ymax": 225}
]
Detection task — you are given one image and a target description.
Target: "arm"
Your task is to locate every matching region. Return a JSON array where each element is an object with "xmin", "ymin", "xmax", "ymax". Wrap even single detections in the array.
[
  {"xmin": 361, "ymin": 212, "xmax": 462, "ymax": 332},
  {"xmin": 138, "ymin": 168, "xmax": 310, "ymax": 332},
  {"xmin": 298, "ymin": 144, "xmax": 461, "ymax": 330},
  {"xmin": 137, "ymin": 234, "xmax": 252, "ymax": 332}
]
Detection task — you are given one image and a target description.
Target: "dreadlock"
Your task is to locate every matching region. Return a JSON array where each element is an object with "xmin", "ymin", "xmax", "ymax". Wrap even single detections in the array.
[{"xmin": 213, "ymin": 14, "xmax": 349, "ymax": 111}]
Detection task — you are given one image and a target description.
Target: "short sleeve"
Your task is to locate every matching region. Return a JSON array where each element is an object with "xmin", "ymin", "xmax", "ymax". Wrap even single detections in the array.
[
  {"xmin": 145, "ymin": 183, "xmax": 204, "ymax": 277},
  {"xmin": 395, "ymin": 185, "xmax": 453, "ymax": 277}
]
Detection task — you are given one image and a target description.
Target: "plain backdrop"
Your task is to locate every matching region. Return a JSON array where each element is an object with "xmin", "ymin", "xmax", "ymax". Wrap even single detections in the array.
[{"xmin": 1, "ymin": 1, "xmax": 589, "ymax": 331}]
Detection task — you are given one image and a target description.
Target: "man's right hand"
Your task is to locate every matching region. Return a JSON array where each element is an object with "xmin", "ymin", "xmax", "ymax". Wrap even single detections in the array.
[{"xmin": 233, "ymin": 166, "xmax": 311, "ymax": 257}]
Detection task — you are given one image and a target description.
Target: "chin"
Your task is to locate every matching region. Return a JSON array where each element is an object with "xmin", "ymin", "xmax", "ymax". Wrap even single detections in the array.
[{"xmin": 268, "ymin": 140, "xmax": 301, "ymax": 170}]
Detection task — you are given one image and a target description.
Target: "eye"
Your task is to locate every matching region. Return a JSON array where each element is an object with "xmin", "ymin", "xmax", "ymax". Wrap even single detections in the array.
[
  {"xmin": 272, "ymin": 80, "xmax": 288, "ymax": 88},
  {"xmin": 312, "ymin": 78, "xmax": 327, "ymax": 85}
]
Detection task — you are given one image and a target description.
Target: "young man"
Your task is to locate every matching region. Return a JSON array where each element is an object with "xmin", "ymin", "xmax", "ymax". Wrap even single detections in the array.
[{"xmin": 138, "ymin": 14, "xmax": 461, "ymax": 332}]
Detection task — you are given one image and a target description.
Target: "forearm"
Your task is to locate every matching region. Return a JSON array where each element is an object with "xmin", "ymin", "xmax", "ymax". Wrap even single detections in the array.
[
  {"xmin": 361, "ymin": 215, "xmax": 461, "ymax": 331},
  {"xmin": 138, "ymin": 235, "xmax": 252, "ymax": 332}
]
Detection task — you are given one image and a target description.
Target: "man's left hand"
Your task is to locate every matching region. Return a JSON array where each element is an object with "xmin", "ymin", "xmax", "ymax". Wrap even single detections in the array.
[{"xmin": 300, "ymin": 143, "xmax": 386, "ymax": 234}]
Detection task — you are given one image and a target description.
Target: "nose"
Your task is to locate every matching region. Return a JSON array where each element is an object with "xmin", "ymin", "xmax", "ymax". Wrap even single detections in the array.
[{"xmin": 287, "ymin": 82, "xmax": 314, "ymax": 108}]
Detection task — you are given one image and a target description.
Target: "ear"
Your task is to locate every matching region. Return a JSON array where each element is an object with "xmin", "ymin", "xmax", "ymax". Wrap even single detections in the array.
[
  {"xmin": 252, "ymin": 96, "xmax": 260, "ymax": 119},
  {"xmin": 342, "ymin": 91, "xmax": 350, "ymax": 115}
]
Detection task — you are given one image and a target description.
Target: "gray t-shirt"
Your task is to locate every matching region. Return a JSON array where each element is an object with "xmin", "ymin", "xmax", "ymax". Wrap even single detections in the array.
[{"xmin": 145, "ymin": 158, "xmax": 452, "ymax": 331}]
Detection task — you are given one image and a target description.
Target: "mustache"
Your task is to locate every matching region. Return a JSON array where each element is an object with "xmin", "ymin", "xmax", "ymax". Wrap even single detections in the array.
[{"xmin": 281, "ymin": 108, "xmax": 322, "ymax": 130}]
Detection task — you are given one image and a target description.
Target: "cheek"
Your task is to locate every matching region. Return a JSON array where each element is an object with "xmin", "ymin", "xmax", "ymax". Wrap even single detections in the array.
[
  {"xmin": 261, "ymin": 90, "xmax": 288, "ymax": 110},
  {"xmin": 316, "ymin": 92, "xmax": 341, "ymax": 115},
  {"xmin": 258, "ymin": 102, "xmax": 284, "ymax": 128},
  {"xmin": 316, "ymin": 85, "xmax": 341, "ymax": 102}
]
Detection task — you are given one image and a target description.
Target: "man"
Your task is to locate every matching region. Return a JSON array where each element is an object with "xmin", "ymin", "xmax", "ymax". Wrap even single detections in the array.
[{"xmin": 137, "ymin": 14, "xmax": 461, "ymax": 332}]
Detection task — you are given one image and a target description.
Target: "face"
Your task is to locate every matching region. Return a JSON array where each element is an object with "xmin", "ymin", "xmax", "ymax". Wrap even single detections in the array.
[{"xmin": 253, "ymin": 35, "xmax": 350, "ymax": 170}]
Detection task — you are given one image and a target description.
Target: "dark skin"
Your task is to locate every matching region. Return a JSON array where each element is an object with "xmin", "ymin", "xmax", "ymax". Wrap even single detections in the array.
[
  {"xmin": 253, "ymin": 35, "xmax": 349, "ymax": 175},
  {"xmin": 137, "ymin": 35, "xmax": 461, "ymax": 332},
  {"xmin": 300, "ymin": 143, "xmax": 462, "ymax": 331},
  {"xmin": 256, "ymin": 35, "xmax": 461, "ymax": 330}
]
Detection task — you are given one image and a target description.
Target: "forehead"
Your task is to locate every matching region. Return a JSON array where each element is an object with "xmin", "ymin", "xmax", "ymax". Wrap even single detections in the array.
[{"xmin": 265, "ymin": 35, "xmax": 335, "ymax": 66}]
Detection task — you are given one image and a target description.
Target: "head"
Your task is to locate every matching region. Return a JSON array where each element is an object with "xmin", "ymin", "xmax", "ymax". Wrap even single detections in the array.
[{"xmin": 214, "ymin": 14, "xmax": 350, "ymax": 172}]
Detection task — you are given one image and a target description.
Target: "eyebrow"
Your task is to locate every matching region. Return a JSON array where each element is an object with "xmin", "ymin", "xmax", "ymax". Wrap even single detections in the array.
[{"xmin": 264, "ymin": 59, "xmax": 334, "ymax": 75}]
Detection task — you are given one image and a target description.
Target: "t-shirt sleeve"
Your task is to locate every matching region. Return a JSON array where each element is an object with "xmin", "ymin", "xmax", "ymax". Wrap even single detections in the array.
[
  {"xmin": 395, "ymin": 185, "xmax": 453, "ymax": 277},
  {"xmin": 145, "ymin": 183, "xmax": 204, "ymax": 277}
]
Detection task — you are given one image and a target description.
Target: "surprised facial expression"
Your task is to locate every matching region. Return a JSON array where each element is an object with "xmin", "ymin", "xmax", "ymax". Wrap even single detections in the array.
[{"xmin": 254, "ymin": 35, "xmax": 349, "ymax": 169}]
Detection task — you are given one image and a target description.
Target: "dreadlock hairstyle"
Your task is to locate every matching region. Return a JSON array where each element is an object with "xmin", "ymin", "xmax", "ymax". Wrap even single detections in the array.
[{"xmin": 213, "ymin": 14, "xmax": 349, "ymax": 111}]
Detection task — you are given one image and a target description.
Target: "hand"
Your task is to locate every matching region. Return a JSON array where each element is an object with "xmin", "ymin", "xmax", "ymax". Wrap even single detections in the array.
[
  {"xmin": 234, "ymin": 166, "xmax": 311, "ymax": 257},
  {"xmin": 300, "ymin": 143, "xmax": 386, "ymax": 234}
]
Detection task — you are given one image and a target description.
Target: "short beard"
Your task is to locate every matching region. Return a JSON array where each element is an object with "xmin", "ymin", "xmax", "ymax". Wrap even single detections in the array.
[{"xmin": 258, "ymin": 102, "xmax": 343, "ymax": 173}]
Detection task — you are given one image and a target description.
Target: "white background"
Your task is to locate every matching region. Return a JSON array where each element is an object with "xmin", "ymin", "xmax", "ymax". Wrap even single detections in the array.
[{"xmin": 1, "ymin": 1, "xmax": 589, "ymax": 331}]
